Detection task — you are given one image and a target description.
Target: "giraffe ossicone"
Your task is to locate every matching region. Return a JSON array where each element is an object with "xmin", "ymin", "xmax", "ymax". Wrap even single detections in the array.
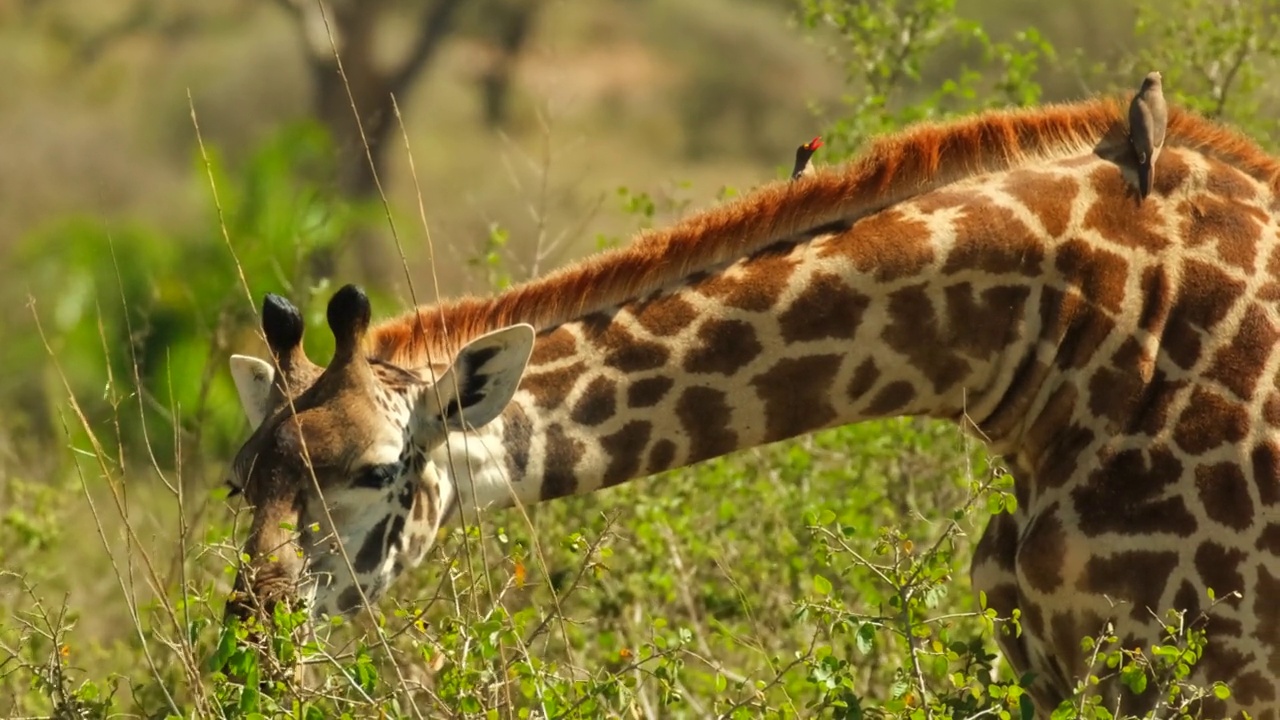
[{"xmin": 225, "ymin": 97, "xmax": 1280, "ymax": 718}]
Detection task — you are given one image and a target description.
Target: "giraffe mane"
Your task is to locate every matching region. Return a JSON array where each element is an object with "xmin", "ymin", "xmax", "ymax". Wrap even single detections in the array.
[{"xmin": 369, "ymin": 96, "xmax": 1280, "ymax": 366}]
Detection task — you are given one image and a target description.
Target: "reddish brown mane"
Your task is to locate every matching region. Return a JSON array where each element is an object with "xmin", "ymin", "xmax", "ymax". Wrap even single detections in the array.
[{"xmin": 369, "ymin": 96, "xmax": 1280, "ymax": 366}]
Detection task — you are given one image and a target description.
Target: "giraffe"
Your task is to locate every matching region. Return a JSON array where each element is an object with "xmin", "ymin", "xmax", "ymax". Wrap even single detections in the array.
[{"xmin": 224, "ymin": 97, "xmax": 1280, "ymax": 717}]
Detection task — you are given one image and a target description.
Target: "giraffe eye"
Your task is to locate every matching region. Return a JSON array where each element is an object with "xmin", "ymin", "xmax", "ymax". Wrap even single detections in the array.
[{"xmin": 353, "ymin": 463, "xmax": 398, "ymax": 489}]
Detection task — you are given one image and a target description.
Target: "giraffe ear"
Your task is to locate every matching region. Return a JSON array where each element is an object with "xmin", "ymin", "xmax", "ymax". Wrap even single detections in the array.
[
  {"xmin": 230, "ymin": 354, "xmax": 276, "ymax": 430},
  {"xmin": 413, "ymin": 324, "xmax": 536, "ymax": 439}
]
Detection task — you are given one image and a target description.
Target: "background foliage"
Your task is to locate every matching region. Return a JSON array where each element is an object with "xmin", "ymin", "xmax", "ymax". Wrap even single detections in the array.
[{"xmin": 1, "ymin": 0, "xmax": 1279, "ymax": 717}]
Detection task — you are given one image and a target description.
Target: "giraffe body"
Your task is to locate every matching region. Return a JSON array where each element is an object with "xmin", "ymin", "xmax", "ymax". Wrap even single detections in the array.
[{"xmin": 227, "ymin": 98, "xmax": 1280, "ymax": 717}]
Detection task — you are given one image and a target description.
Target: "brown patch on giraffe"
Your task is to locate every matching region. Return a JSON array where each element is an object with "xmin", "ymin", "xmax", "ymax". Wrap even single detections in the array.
[
  {"xmin": 944, "ymin": 284, "xmax": 1031, "ymax": 358},
  {"xmin": 541, "ymin": 423, "xmax": 584, "ymax": 500},
  {"xmin": 1038, "ymin": 287, "xmax": 1118, "ymax": 371},
  {"xmin": 1052, "ymin": 238, "xmax": 1128, "ymax": 314},
  {"xmin": 779, "ymin": 272, "xmax": 870, "ymax": 343},
  {"xmin": 1253, "ymin": 442, "xmax": 1280, "ymax": 506},
  {"xmin": 1264, "ymin": 393, "xmax": 1280, "ymax": 426},
  {"xmin": 1150, "ymin": 147, "xmax": 1194, "ymax": 198},
  {"xmin": 1172, "ymin": 580, "xmax": 1201, "ymax": 619},
  {"xmin": 1080, "ymin": 166, "xmax": 1170, "ymax": 252},
  {"xmin": 943, "ymin": 205, "xmax": 1045, "ymax": 277},
  {"xmin": 696, "ymin": 242, "xmax": 800, "ymax": 312},
  {"xmin": 910, "ymin": 188, "xmax": 972, "ymax": 215},
  {"xmin": 1194, "ymin": 541, "xmax": 1248, "ymax": 607},
  {"xmin": 683, "ymin": 319, "xmax": 763, "ymax": 375},
  {"xmin": 884, "ymin": 283, "xmax": 971, "ymax": 395},
  {"xmin": 647, "ymin": 438, "xmax": 676, "ymax": 474},
  {"xmin": 1073, "ymin": 445, "xmax": 1197, "ymax": 537},
  {"xmin": 628, "ymin": 376, "xmax": 674, "ymax": 408},
  {"xmin": 845, "ymin": 358, "xmax": 880, "ymax": 401},
  {"xmin": 820, "ymin": 209, "xmax": 936, "ymax": 282},
  {"xmin": 570, "ymin": 376, "xmax": 618, "ymax": 426},
  {"xmin": 337, "ymin": 586, "xmax": 363, "ymax": 614},
  {"xmin": 1179, "ymin": 192, "xmax": 1268, "ymax": 272},
  {"xmin": 1255, "ymin": 566, "xmax": 1280, "ymax": 674},
  {"xmin": 751, "ymin": 354, "xmax": 842, "ymax": 442},
  {"xmin": 579, "ymin": 312, "xmax": 672, "ymax": 372},
  {"xmin": 1198, "ymin": 642, "xmax": 1254, "ymax": 705},
  {"xmin": 1023, "ymin": 380, "xmax": 1094, "ymax": 488},
  {"xmin": 979, "ymin": 581, "xmax": 1036, "ymax": 674},
  {"xmin": 1049, "ymin": 610, "xmax": 1106, "ymax": 687},
  {"xmin": 1258, "ymin": 523, "xmax": 1280, "ymax": 555},
  {"xmin": 864, "ymin": 381, "xmax": 916, "ymax": 415},
  {"xmin": 1206, "ymin": 304, "xmax": 1279, "ymax": 401},
  {"xmin": 522, "ymin": 361, "xmax": 588, "ymax": 409},
  {"xmin": 630, "ymin": 292, "xmax": 698, "ymax": 337},
  {"xmin": 1078, "ymin": 549, "xmax": 1180, "ymax": 621},
  {"xmin": 980, "ymin": 353, "xmax": 1051, "ymax": 441},
  {"xmin": 1205, "ymin": 156, "xmax": 1260, "ymax": 200},
  {"xmin": 1136, "ymin": 264, "xmax": 1174, "ymax": 339},
  {"xmin": 503, "ymin": 402, "xmax": 532, "ymax": 483},
  {"xmin": 973, "ymin": 500, "xmax": 1019, "ymax": 571},
  {"xmin": 529, "ymin": 327, "xmax": 577, "ymax": 365},
  {"xmin": 677, "ymin": 386, "xmax": 738, "ymax": 463},
  {"xmin": 1016, "ymin": 503, "xmax": 1067, "ymax": 593},
  {"xmin": 1162, "ymin": 259, "xmax": 1245, "ymax": 370},
  {"xmin": 1194, "ymin": 462, "xmax": 1256, "ymax": 532},
  {"xmin": 1172, "ymin": 387, "xmax": 1250, "ymax": 454},
  {"xmin": 1234, "ymin": 671, "xmax": 1278, "ymax": 707},
  {"xmin": 1134, "ymin": 372, "xmax": 1188, "ymax": 438},
  {"xmin": 1000, "ymin": 169, "xmax": 1076, "ymax": 238},
  {"xmin": 1087, "ymin": 364, "xmax": 1145, "ymax": 429},
  {"xmin": 600, "ymin": 420, "xmax": 652, "ymax": 486}
]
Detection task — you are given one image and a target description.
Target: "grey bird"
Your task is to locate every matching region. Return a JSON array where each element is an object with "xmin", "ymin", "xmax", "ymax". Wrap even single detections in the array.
[
  {"xmin": 1128, "ymin": 71, "xmax": 1167, "ymax": 201},
  {"xmin": 791, "ymin": 136, "xmax": 823, "ymax": 180}
]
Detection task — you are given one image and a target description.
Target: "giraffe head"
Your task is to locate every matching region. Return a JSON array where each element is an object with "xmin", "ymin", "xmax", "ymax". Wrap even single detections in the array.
[{"xmin": 224, "ymin": 284, "xmax": 534, "ymax": 622}]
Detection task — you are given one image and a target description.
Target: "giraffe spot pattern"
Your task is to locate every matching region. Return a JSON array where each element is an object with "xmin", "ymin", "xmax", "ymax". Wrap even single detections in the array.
[
  {"xmin": 1016, "ymin": 502, "xmax": 1067, "ymax": 593},
  {"xmin": 1254, "ymin": 567, "xmax": 1280, "ymax": 675},
  {"xmin": 845, "ymin": 358, "xmax": 880, "ymax": 401},
  {"xmin": 683, "ymin": 319, "xmax": 762, "ymax": 376},
  {"xmin": 999, "ymin": 169, "xmax": 1076, "ymax": 239},
  {"xmin": 631, "ymin": 292, "xmax": 698, "ymax": 337},
  {"xmin": 819, "ymin": 209, "xmax": 936, "ymax": 282},
  {"xmin": 1257, "ymin": 523, "xmax": 1280, "ymax": 556},
  {"xmin": 1038, "ymin": 287, "xmax": 1117, "ymax": 371},
  {"xmin": 944, "ymin": 283, "xmax": 1031, "ymax": 359},
  {"xmin": 1081, "ymin": 165, "xmax": 1170, "ymax": 252},
  {"xmin": 647, "ymin": 438, "xmax": 676, "ymax": 474},
  {"xmin": 581, "ymin": 312, "xmax": 672, "ymax": 372},
  {"xmin": 1052, "ymin": 238, "xmax": 1128, "ymax": 315},
  {"xmin": 541, "ymin": 423, "xmax": 584, "ymax": 500},
  {"xmin": 628, "ymin": 376, "xmax": 674, "ymax": 408},
  {"xmin": 522, "ymin": 361, "xmax": 588, "ymax": 409},
  {"xmin": 1249, "ymin": 440, "xmax": 1280, "ymax": 507},
  {"xmin": 1072, "ymin": 446, "xmax": 1197, "ymax": 538},
  {"xmin": 503, "ymin": 402, "xmax": 532, "ymax": 482},
  {"xmin": 529, "ymin": 327, "xmax": 577, "ymax": 365},
  {"xmin": 600, "ymin": 420, "xmax": 652, "ymax": 486},
  {"xmin": 1078, "ymin": 549, "xmax": 1180, "ymax": 621},
  {"xmin": 1172, "ymin": 387, "xmax": 1250, "ymax": 454},
  {"xmin": 1194, "ymin": 462, "xmax": 1256, "ymax": 531},
  {"xmin": 1205, "ymin": 160, "xmax": 1259, "ymax": 200},
  {"xmin": 750, "ymin": 354, "xmax": 842, "ymax": 443},
  {"xmin": 1163, "ymin": 259, "xmax": 1245, "ymax": 370},
  {"xmin": 864, "ymin": 381, "xmax": 916, "ymax": 415},
  {"xmin": 1178, "ymin": 193, "xmax": 1267, "ymax": 272},
  {"xmin": 696, "ymin": 242, "xmax": 800, "ymax": 312},
  {"xmin": 1193, "ymin": 541, "xmax": 1248, "ymax": 606},
  {"xmin": 571, "ymin": 376, "xmax": 618, "ymax": 426},
  {"xmin": 944, "ymin": 204, "xmax": 1046, "ymax": 277},
  {"xmin": 1206, "ymin": 304, "xmax": 1279, "ymax": 401},
  {"xmin": 883, "ymin": 283, "xmax": 971, "ymax": 395},
  {"xmin": 778, "ymin": 272, "xmax": 869, "ymax": 343},
  {"xmin": 677, "ymin": 386, "xmax": 737, "ymax": 463}
]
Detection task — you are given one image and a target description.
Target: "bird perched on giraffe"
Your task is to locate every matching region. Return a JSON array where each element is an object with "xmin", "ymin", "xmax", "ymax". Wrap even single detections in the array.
[
  {"xmin": 791, "ymin": 136, "xmax": 823, "ymax": 180},
  {"xmin": 1128, "ymin": 70, "xmax": 1167, "ymax": 201}
]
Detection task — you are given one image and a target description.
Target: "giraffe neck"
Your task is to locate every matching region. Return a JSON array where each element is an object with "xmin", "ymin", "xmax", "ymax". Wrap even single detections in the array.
[{"xmin": 436, "ymin": 167, "xmax": 1080, "ymax": 514}]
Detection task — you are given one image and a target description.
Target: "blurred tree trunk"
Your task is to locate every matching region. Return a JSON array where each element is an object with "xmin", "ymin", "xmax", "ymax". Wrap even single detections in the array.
[
  {"xmin": 277, "ymin": 0, "xmax": 465, "ymax": 282},
  {"xmin": 479, "ymin": 0, "xmax": 543, "ymax": 128}
]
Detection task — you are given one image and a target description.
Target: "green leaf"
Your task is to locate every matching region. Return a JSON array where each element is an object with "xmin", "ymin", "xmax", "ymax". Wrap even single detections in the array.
[{"xmin": 813, "ymin": 574, "xmax": 833, "ymax": 596}]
